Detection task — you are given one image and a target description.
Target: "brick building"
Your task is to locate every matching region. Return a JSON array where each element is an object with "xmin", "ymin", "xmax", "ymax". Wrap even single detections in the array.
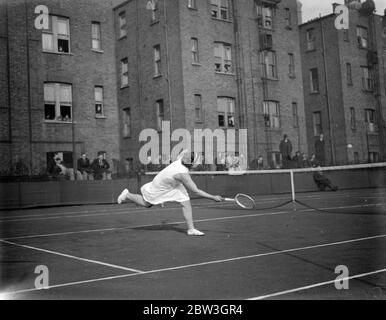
[
  {"xmin": 114, "ymin": 0, "xmax": 308, "ymax": 169},
  {"xmin": 299, "ymin": 0, "xmax": 386, "ymax": 165},
  {"xmin": 0, "ymin": 0, "xmax": 121, "ymax": 176}
]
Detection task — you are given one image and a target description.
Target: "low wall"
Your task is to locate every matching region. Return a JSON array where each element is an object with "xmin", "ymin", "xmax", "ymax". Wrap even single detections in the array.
[{"xmin": 0, "ymin": 167, "xmax": 385, "ymax": 210}]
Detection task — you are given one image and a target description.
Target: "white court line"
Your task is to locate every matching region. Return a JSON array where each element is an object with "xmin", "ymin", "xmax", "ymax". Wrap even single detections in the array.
[
  {"xmin": 3, "ymin": 234, "xmax": 386, "ymax": 297},
  {"xmin": 1, "ymin": 190, "xmax": 384, "ymax": 222},
  {"xmin": 247, "ymin": 269, "xmax": 386, "ymax": 300},
  {"xmin": 2, "ymin": 202, "xmax": 385, "ymax": 241},
  {"xmin": 0, "ymin": 239, "xmax": 144, "ymax": 274}
]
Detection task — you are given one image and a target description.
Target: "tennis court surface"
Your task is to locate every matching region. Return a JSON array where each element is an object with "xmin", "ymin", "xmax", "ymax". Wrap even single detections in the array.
[{"xmin": 0, "ymin": 187, "xmax": 385, "ymax": 300}]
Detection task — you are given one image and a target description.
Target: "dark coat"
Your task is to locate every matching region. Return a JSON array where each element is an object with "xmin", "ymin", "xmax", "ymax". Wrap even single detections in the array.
[
  {"xmin": 279, "ymin": 139, "xmax": 293, "ymax": 159},
  {"xmin": 315, "ymin": 139, "xmax": 325, "ymax": 160},
  {"xmin": 77, "ymin": 158, "xmax": 91, "ymax": 173}
]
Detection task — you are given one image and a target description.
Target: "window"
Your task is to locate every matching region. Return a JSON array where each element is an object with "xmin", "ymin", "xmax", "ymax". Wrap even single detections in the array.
[
  {"xmin": 350, "ymin": 107, "xmax": 356, "ymax": 130},
  {"xmin": 365, "ymin": 109, "xmax": 377, "ymax": 132},
  {"xmin": 292, "ymin": 102, "xmax": 298, "ymax": 128},
  {"xmin": 354, "ymin": 152, "xmax": 359, "ymax": 164},
  {"xmin": 154, "ymin": 45, "xmax": 161, "ymax": 76},
  {"xmin": 306, "ymin": 28, "xmax": 315, "ymax": 51},
  {"xmin": 285, "ymin": 8, "xmax": 291, "ymax": 28},
  {"xmin": 256, "ymin": 2, "xmax": 274, "ymax": 29},
  {"xmin": 313, "ymin": 112, "xmax": 322, "ymax": 136},
  {"xmin": 263, "ymin": 101, "xmax": 280, "ymax": 128},
  {"xmin": 42, "ymin": 16, "xmax": 70, "ymax": 53},
  {"xmin": 194, "ymin": 94, "xmax": 203, "ymax": 122},
  {"xmin": 310, "ymin": 68, "xmax": 319, "ymax": 93},
  {"xmin": 188, "ymin": 0, "xmax": 197, "ymax": 9},
  {"xmin": 191, "ymin": 38, "xmax": 199, "ymax": 63},
  {"xmin": 121, "ymin": 58, "xmax": 129, "ymax": 87},
  {"xmin": 261, "ymin": 51, "xmax": 277, "ymax": 79},
  {"xmin": 346, "ymin": 63, "xmax": 353, "ymax": 85},
  {"xmin": 123, "ymin": 108, "xmax": 131, "ymax": 138},
  {"xmin": 288, "ymin": 53, "xmax": 295, "ymax": 78},
  {"xmin": 214, "ymin": 43, "xmax": 232, "ymax": 73},
  {"xmin": 94, "ymin": 86, "xmax": 104, "ymax": 117},
  {"xmin": 368, "ymin": 152, "xmax": 379, "ymax": 163},
  {"xmin": 262, "ymin": 4, "xmax": 274, "ymax": 29},
  {"xmin": 357, "ymin": 26, "xmax": 368, "ymax": 49},
  {"xmin": 361, "ymin": 66, "xmax": 372, "ymax": 91},
  {"xmin": 211, "ymin": 0, "xmax": 230, "ymax": 21},
  {"xmin": 44, "ymin": 83, "xmax": 72, "ymax": 122},
  {"xmin": 91, "ymin": 22, "xmax": 101, "ymax": 51},
  {"xmin": 156, "ymin": 99, "xmax": 164, "ymax": 131},
  {"xmin": 118, "ymin": 11, "xmax": 127, "ymax": 38},
  {"xmin": 150, "ymin": 1, "xmax": 159, "ymax": 22},
  {"xmin": 217, "ymin": 97, "xmax": 235, "ymax": 128}
]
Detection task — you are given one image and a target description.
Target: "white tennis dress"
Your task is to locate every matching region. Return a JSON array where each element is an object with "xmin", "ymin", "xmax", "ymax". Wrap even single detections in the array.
[{"xmin": 141, "ymin": 158, "xmax": 190, "ymax": 205}]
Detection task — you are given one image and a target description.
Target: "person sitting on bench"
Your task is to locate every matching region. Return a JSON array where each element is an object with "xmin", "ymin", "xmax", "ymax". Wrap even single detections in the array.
[{"xmin": 313, "ymin": 166, "xmax": 338, "ymax": 192}]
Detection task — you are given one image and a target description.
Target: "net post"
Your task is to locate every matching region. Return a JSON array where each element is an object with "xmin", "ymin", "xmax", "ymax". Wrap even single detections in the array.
[{"xmin": 290, "ymin": 170, "xmax": 297, "ymax": 211}]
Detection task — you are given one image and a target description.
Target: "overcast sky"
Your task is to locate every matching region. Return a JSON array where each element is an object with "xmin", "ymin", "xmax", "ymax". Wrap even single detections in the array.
[{"xmin": 301, "ymin": 0, "xmax": 386, "ymax": 23}]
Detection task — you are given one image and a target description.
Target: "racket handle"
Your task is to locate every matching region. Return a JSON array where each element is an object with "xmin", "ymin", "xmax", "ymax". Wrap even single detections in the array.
[{"xmin": 224, "ymin": 198, "xmax": 235, "ymax": 202}]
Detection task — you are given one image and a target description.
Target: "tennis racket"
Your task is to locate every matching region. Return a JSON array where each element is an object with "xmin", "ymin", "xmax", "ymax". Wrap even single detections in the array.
[{"xmin": 224, "ymin": 194, "xmax": 255, "ymax": 209}]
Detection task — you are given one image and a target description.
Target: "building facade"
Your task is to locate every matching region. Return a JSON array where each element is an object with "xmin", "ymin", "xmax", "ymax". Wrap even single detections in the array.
[
  {"xmin": 0, "ymin": 0, "xmax": 121, "ymax": 176},
  {"xmin": 300, "ymin": 1, "xmax": 386, "ymax": 165},
  {"xmin": 114, "ymin": 0, "xmax": 307, "ymax": 169}
]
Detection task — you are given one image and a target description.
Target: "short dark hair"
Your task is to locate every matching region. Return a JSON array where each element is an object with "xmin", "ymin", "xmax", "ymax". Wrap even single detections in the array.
[{"xmin": 181, "ymin": 152, "xmax": 196, "ymax": 169}]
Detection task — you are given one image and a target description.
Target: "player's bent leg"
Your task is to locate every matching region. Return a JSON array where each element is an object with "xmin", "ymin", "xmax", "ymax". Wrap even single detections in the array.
[
  {"xmin": 117, "ymin": 188, "xmax": 152, "ymax": 207},
  {"xmin": 181, "ymin": 200, "xmax": 205, "ymax": 236}
]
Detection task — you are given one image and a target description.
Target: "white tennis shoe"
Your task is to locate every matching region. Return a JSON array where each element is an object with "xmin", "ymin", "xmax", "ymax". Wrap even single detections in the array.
[
  {"xmin": 187, "ymin": 229, "xmax": 205, "ymax": 236},
  {"xmin": 117, "ymin": 189, "xmax": 129, "ymax": 204}
]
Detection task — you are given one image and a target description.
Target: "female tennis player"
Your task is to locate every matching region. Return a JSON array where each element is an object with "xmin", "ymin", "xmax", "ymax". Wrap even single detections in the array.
[{"xmin": 117, "ymin": 151, "xmax": 224, "ymax": 236}]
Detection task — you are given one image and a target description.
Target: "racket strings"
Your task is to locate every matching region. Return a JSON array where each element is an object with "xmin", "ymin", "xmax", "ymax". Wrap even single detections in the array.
[{"xmin": 235, "ymin": 194, "xmax": 255, "ymax": 209}]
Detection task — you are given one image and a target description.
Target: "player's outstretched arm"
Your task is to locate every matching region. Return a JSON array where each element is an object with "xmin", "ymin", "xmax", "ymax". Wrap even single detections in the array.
[{"xmin": 175, "ymin": 173, "xmax": 223, "ymax": 202}]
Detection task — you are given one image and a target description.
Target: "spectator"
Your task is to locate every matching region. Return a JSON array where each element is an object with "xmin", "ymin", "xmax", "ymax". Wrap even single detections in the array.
[
  {"xmin": 315, "ymin": 133, "xmax": 326, "ymax": 166},
  {"xmin": 293, "ymin": 151, "xmax": 302, "ymax": 168},
  {"xmin": 313, "ymin": 166, "xmax": 338, "ymax": 191},
  {"xmin": 77, "ymin": 153, "xmax": 92, "ymax": 180},
  {"xmin": 302, "ymin": 153, "xmax": 311, "ymax": 168},
  {"xmin": 310, "ymin": 154, "xmax": 317, "ymax": 167},
  {"xmin": 279, "ymin": 134, "xmax": 293, "ymax": 169},
  {"xmin": 48, "ymin": 154, "xmax": 81, "ymax": 180},
  {"xmin": 91, "ymin": 152, "xmax": 111, "ymax": 180},
  {"xmin": 251, "ymin": 156, "xmax": 264, "ymax": 170},
  {"xmin": 216, "ymin": 153, "xmax": 227, "ymax": 171}
]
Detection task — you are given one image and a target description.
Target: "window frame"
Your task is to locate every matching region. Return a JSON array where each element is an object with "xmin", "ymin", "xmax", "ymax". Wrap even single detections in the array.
[
  {"xmin": 123, "ymin": 107, "xmax": 132, "ymax": 138},
  {"xmin": 292, "ymin": 102, "xmax": 299, "ymax": 128},
  {"xmin": 356, "ymin": 26, "xmax": 368, "ymax": 49},
  {"xmin": 310, "ymin": 68, "xmax": 319, "ymax": 93},
  {"xmin": 214, "ymin": 42, "xmax": 233, "ymax": 74},
  {"xmin": 211, "ymin": 0, "xmax": 230, "ymax": 21},
  {"xmin": 313, "ymin": 111, "xmax": 322, "ymax": 136},
  {"xmin": 118, "ymin": 11, "xmax": 127, "ymax": 39},
  {"xmin": 191, "ymin": 38, "xmax": 199, "ymax": 63},
  {"xmin": 91, "ymin": 21, "xmax": 102, "ymax": 51},
  {"xmin": 346, "ymin": 63, "xmax": 353, "ymax": 85},
  {"xmin": 94, "ymin": 86, "xmax": 104, "ymax": 117},
  {"xmin": 261, "ymin": 50, "xmax": 277, "ymax": 79},
  {"xmin": 154, "ymin": 45, "xmax": 162, "ymax": 76},
  {"xmin": 306, "ymin": 28, "xmax": 315, "ymax": 51},
  {"xmin": 42, "ymin": 15, "xmax": 71, "ymax": 54},
  {"xmin": 44, "ymin": 82, "xmax": 73, "ymax": 122},
  {"xmin": 121, "ymin": 58, "xmax": 129, "ymax": 88},
  {"xmin": 263, "ymin": 100, "xmax": 280, "ymax": 129},
  {"xmin": 350, "ymin": 107, "xmax": 356, "ymax": 130},
  {"xmin": 194, "ymin": 94, "xmax": 203, "ymax": 122},
  {"xmin": 217, "ymin": 97, "xmax": 235, "ymax": 128},
  {"xmin": 361, "ymin": 66, "xmax": 372, "ymax": 91},
  {"xmin": 156, "ymin": 99, "xmax": 164, "ymax": 131}
]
